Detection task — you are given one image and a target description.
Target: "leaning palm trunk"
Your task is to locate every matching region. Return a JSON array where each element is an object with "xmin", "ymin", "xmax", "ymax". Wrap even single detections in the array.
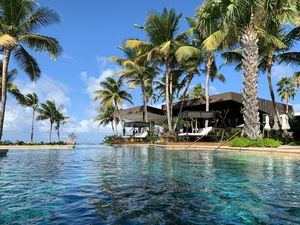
[
  {"xmin": 30, "ymin": 109, "xmax": 35, "ymax": 142},
  {"xmin": 0, "ymin": 50, "xmax": 11, "ymax": 140},
  {"xmin": 205, "ymin": 56, "xmax": 213, "ymax": 128},
  {"xmin": 165, "ymin": 64, "xmax": 173, "ymax": 132},
  {"xmin": 241, "ymin": 25, "xmax": 262, "ymax": 139},
  {"xmin": 285, "ymin": 96, "xmax": 289, "ymax": 114},
  {"xmin": 114, "ymin": 101, "xmax": 119, "ymax": 136}
]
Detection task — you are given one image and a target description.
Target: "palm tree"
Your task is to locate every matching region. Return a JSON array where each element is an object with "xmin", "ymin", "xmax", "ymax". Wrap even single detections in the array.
[
  {"xmin": 200, "ymin": 0, "xmax": 299, "ymax": 139},
  {"xmin": 126, "ymin": 8, "xmax": 190, "ymax": 132},
  {"xmin": 176, "ymin": 15, "xmax": 225, "ymax": 128},
  {"xmin": 94, "ymin": 76, "xmax": 133, "ymax": 135},
  {"xmin": 36, "ymin": 100, "xmax": 57, "ymax": 143},
  {"xmin": 18, "ymin": 93, "xmax": 39, "ymax": 142},
  {"xmin": 0, "ymin": 67, "xmax": 23, "ymax": 101},
  {"xmin": 94, "ymin": 105, "xmax": 118, "ymax": 135},
  {"xmin": 0, "ymin": 0, "xmax": 62, "ymax": 140},
  {"xmin": 222, "ymin": 27, "xmax": 300, "ymax": 127},
  {"xmin": 293, "ymin": 72, "xmax": 300, "ymax": 87},
  {"xmin": 110, "ymin": 44, "xmax": 157, "ymax": 122},
  {"xmin": 189, "ymin": 83, "xmax": 205, "ymax": 100},
  {"xmin": 54, "ymin": 110, "xmax": 69, "ymax": 142},
  {"xmin": 277, "ymin": 77, "xmax": 296, "ymax": 114}
]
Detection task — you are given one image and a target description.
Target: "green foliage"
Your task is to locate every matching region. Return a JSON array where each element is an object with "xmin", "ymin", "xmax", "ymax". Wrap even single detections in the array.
[
  {"xmin": 229, "ymin": 137, "xmax": 281, "ymax": 148},
  {"xmin": 0, "ymin": 141, "xmax": 67, "ymax": 146},
  {"xmin": 102, "ymin": 135, "xmax": 123, "ymax": 144},
  {"xmin": 145, "ymin": 135, "xmax": 160, "ymax": 143}
]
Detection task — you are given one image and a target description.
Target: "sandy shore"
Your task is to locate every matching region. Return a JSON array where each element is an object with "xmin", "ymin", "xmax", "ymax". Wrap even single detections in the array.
[
  {"xmin": 0, "ymin": 145, "xmax": 75, "ymax": 150},
  {"xmin": 118, "ymin": 142, "xmax": 300, "ymax": 154}
]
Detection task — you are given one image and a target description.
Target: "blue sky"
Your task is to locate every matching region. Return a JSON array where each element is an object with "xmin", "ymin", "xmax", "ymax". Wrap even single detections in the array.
[{"xmin": 4, "ymin": 0, "xmax": 300, "ymax": 143}]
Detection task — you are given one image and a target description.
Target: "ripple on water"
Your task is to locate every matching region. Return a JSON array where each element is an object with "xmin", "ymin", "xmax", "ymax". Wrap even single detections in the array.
[{"xmin": 0, "ymin": 147, "xmax": 300, "ymax": 224}]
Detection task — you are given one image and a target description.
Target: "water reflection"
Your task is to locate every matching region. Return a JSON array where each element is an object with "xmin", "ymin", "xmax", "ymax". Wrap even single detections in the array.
[{"xmin": 0, "ymin": 147, "xmax": 299, "ymax": 224}]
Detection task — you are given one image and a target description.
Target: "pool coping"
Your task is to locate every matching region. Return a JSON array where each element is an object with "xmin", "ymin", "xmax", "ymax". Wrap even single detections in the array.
[
  {"xmin": 0, "ymin": 145, "xmax": 75, "ymax": 150},
  {"xmin": 115, "ymin": 143, "xmax": 300, "ymax": 154}
]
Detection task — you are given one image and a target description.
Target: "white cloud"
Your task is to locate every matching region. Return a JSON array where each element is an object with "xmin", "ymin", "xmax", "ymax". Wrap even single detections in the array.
[
  {"xmin": 80, "ymin": 69, "xmax": 115, "ymax": 100},
  {"xmin": 293, "ymin": 104, "xmax": 300, "ymax": 113},
  {"xmin": 62, "ymin": 53, "xmax": 76, "ymax": 61},
  {"xmin": 209, "ymin": 85, "xmax": 219, "ymax": 95},
  {"xmin": 272, "ymin": 65, "xmax": 295, "ymax": 81},
  {"xmin": 15, "ymin": 75, "xmax": 71, "ymax": 107}
]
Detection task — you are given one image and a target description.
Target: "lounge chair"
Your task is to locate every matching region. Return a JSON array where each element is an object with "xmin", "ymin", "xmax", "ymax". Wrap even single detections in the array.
[
  {"xmin": 178, "ymin": 127, "xmax": 213, "ymax": 137},
  {"xmin": 134, "ymin": 131, "xmax": 148, "ymax": 139}
]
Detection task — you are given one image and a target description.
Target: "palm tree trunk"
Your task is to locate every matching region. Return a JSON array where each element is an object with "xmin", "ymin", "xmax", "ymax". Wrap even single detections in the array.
[
  {"xmin": 111, "ymin": 121, "xmax": 115, "ymax": 135},
  {"xmin": 205, "ymin": 57, "xmax": 213, "ymax": 128},
  {"xmin": 241, "ymin": 25, "xmax": 261, "ymax": 139},
  {"xmin": 141, "ymin": 84, "xmax": 148, "ymax": 122},
  {"xmin": 30, "ymin": 109, "xmax": 35, "ymax": 142},
  {"xmin": 173, "ymin": 74, "xmax": 192, "ymax": 131},
  {"xmin": 165, "ymin": 63, "xmax": 172, "ymax": 132},
  {"xmin": 57, "ymin": 125, "xmax": 60, "ymax": 142},
  {"xmin": 286, "ymin": 96, "xmax": 289, "ymax": 114},
  {"xmin": 114, "ymin": 101, "xmax": 119, "ymax": 135},
  {"xmin": 0, "ymin": 50, "xmax": 11, "ymax": 141},
  {"xmin": 49, "ymin": 122, "xmax": 53, "ymax": 143},
  {"xmin": 267, "ymin": 65, "xmax": 282, "ymax": 125}
]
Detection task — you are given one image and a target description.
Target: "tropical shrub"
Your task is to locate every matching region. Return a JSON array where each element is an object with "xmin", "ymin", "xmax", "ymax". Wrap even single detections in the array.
[
  {"xmin": 229, "ymin": 138, "xmax": 281, "ymax": 148},
  {"xmin": 102, "ymin": 135, "xmax": 123, "ymax": 144}
]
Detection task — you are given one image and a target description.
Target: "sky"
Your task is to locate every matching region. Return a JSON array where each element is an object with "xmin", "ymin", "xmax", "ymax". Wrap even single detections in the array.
[{"xmin": 3, "ymin": 0, "xmax": 300, "ymax": 143}]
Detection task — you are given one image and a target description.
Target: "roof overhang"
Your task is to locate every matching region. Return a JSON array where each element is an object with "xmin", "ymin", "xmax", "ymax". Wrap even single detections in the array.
[
  {"xmin": 178, "ymin": 111, "xmax": 214, "ymax": 119},
  {"xmin": 117, "ymin": 106, "xmax": 165, "ymax": 123}
]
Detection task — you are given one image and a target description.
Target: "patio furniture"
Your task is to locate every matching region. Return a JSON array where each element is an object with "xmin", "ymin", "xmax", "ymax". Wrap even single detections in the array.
[{"xmin": 178, "ymin": 127, "xmax": 213, "ymax": 137}]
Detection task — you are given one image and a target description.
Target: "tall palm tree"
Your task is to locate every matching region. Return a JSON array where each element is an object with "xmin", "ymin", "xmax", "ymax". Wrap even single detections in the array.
[
  {"xmin": 0, "ymin": 0, "xmax": 62, "ymax": 140},
  {"xmin": 277, "ymin": 77, "xmax": 296, "ymax": 114},
  {"xmin": 125, "ymin": 8, "xmax": 189, "ymax": 132},
  {"xmin": 54, "ymin": 110, "xmax": 69, "ymax": 142},
  {"xmin": 222, "ymin": 27, "xmax": 300, "ymax": 126},
  {"xmin": 36, "ymin": 100, "xmax": 57, "ymax": 143},
  {"xmin": 201, "ymin": 0, "xmax": 299, "ymax": 139},
  {"xmin": 176, "ymin": 15, "xmax": 225, "ymax": 128},
  {"xmin": 18, "ymin": 93, "xmax": 39, "ymax": 142},
  {"xmin": 94, "ymin": 105, "xmax": 118, "ymax": 135},
  {"xmin": 94, "ymin": 76, "xmax": 133, "ymax": 135},
  {"xmin": 110, "ymin": 44, "xmax": 158, "ymax": 122}
]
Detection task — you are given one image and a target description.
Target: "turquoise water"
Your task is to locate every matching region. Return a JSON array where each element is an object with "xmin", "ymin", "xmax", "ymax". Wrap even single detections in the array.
[{"xmin": 0, "ymin": 146, "xmax": 299, "ymax": 224}]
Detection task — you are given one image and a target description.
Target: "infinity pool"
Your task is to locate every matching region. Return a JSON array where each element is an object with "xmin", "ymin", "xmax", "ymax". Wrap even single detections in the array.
[{"xmin": 0, "ymin": 146, "xmax": 299, "ymax": 224}]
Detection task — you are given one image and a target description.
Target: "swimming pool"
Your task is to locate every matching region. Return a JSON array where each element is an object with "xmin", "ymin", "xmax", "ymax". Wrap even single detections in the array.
[{"xmin": 0, "ymin": 145, "xmax": 299, "ymax": 224}]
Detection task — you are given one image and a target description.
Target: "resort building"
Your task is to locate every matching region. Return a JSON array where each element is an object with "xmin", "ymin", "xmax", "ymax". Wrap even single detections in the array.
[{"xmin": 118, "ymin": 92, "xmax": 289, "ymax": 129}]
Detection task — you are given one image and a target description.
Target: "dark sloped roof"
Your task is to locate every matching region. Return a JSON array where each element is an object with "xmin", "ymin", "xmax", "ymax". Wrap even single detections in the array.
[{"xmin": 165, "ymin": 92, "xmax": 288, "ymax": 115}]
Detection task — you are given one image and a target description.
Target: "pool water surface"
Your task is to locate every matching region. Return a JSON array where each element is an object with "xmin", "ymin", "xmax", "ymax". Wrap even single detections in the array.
[{"xmin": 0, "ymin": 145, "xmax": 299, "ymax": 224}]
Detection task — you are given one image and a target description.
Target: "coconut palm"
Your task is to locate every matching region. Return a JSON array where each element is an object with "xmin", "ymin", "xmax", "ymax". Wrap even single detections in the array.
[
  {"xmin": 201, "ymin": 0, "xmax": 299, "ymax": 139},
  {"xmin": 54, "ymin": 110, "xmax": 69, "ymax": 142},
  {"xmin": 125, "ymin": 8, "xmax": 191, "ymax": 132},
  {"xmin": 18, "ymin": 93, "xmax": 39, "ymax": 142},
  {"xmin": 189, "ymin": 83, "xmax": 205, "ymax": 100},
  {"xmin": 110, "ymin": 44, "xmax": 158, "ymax": 122},
  {"xmin": 222, "ymin": 27, "xmax": 300, "ymax": 126},
  {"xmin": 293, "ymin": 72, "xmax": 300, "ymax": 87},
  {"xmin": 277, "ymin": 77, "xmax": 296, "ymax": 113},
  {"xmin": 0, "ymin": 67, "xmax": 23, "ymax": 101},
  {"xmin": 176, "ymin": 15, "xmax": 225, "ymax": 127},
  {"xmin": 36, "ymin": 100, "xmax": 57, "ymax": 143},
  {"xmin": 94, "ymin": 105, "xmax": 118, "ymax": 135},
  {"xmin": 94, "ymin": 76, "xmax": 132, "ymax": 135},
  {"xmin": 0, "ymin": 0, "xmax": 62, "ymax": 140}
]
